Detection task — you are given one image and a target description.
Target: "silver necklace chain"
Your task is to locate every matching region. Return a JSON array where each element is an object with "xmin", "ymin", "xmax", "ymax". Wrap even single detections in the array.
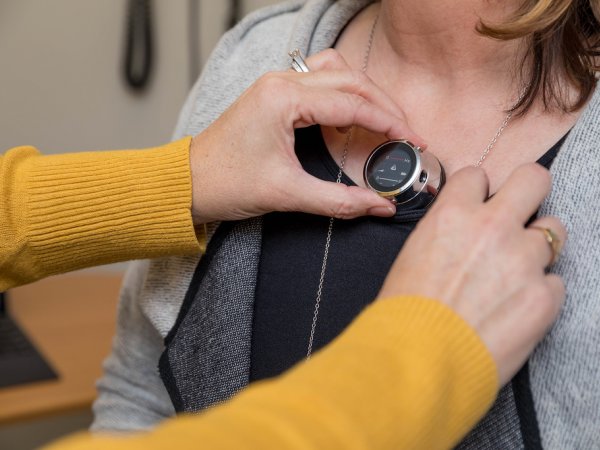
[
  {"xmin": 306, "ymin": 17, "xmax": 378, "ymax": 359},
  {"xmin": 305, "ymin": 14, "xmax": 522, "ymax": 359},
  {"xmin": 474, "ymin": 90, "xmax": 527, "ymax": 167}
]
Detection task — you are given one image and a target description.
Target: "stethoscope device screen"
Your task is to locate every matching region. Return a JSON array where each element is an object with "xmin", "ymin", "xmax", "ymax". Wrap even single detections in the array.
[{"xmin": 364, "ymin": 140, "xmax": 445, "ymax": 209}]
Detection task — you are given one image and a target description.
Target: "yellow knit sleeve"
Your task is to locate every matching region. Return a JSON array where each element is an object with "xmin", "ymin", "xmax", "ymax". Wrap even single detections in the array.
[
  {"xmin": 0, "ymin": 138, "xmax": 202, "ymax": 291},
  {"xmin": 46, "ymin": 296, "xmax": 498, "ymax": 450}
]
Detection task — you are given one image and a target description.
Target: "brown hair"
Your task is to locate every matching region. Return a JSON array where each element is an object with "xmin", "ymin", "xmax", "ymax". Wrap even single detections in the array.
[{"xmin": 479, "ymin": 0, "xmax": 600, "ymax": 114}]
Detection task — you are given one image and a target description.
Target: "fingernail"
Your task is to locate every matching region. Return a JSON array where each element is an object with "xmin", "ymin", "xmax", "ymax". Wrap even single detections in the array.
[{"xmin": 368, "ymin": 205, "xmax": 395, "ymax": 216}]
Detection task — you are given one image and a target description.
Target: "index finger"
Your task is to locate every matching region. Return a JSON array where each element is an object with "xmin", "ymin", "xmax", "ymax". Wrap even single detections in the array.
[
  {"xmin": 305, "ymin": 48, "xmax": 352, "ymax": 71},
  {"xmin": 291, "ymin": 49, "xmax": 427, "ymax": 149},
  {"xmin": 486, "ymin": 163, "xmax": 552, "ymax": 223},
  {"xmin": 429, "ymin": 166, "xmax": 490, "ymax": 212}
]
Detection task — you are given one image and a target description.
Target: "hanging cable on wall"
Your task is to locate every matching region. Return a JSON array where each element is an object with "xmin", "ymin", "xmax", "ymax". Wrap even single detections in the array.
[
  {"xmin": 123, "ymin": 0, "xmax": 154, "ymax": 90},
  {"xmin": 228, "ymin": 0, "xmax": 242, "ymax": 30}
]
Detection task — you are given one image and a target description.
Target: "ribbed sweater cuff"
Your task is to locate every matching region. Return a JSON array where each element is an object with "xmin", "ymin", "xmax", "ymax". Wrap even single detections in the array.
[{"xmin": 20, "ymin": 138, "xmax": 201, "ymax": 279}]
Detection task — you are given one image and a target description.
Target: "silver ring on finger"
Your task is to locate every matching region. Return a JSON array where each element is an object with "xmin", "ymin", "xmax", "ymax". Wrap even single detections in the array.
[{"xmin": 289, "ymin": 49, "xmax": 310, "ymax": 73}]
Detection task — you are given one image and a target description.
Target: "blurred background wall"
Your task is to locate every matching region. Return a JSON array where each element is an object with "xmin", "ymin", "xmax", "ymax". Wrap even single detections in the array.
[{"xmin": 0, "ymin": 0, "xmax": 279, "ymax": 154}]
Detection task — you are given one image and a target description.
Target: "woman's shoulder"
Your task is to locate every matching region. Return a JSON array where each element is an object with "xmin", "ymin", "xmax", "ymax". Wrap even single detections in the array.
[
  {"xmin": 202, "ymin": 0, "xmax": 332, "ymax": 80},
  {"xmin": 171, "ymin": 0, "xmax": 318, "ymax": 138},
  {"xmin": 550, "ymin": 85, "xmax": 600, "ymax": 156},
  {"xmin": 212, "ymin": 0, "xmax": 307, "ymax": 63},
  {"xmin": 172, "ymin": 0, "xmax": 369, "ymax": 139}
]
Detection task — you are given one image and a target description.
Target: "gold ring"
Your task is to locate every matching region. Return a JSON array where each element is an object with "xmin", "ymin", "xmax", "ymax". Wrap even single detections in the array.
[{"xmin": 530, "ymin": 226, "xmax": 561, "ymax": 266}]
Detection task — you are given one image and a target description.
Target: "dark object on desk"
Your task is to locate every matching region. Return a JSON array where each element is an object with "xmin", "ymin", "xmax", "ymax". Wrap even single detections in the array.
[{"xmin": 0, "ymin": 292, "xmax": 57, "ymax": 388}]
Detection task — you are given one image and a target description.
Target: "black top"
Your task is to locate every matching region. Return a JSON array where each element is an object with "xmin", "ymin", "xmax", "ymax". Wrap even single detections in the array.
[{"xmin": 249, "ymin": 125, "xmax": 565, "ymax": 382}]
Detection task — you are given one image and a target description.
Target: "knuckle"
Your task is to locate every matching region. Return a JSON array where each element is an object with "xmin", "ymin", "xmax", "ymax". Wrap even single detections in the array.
[
  {"xmin": 350, "ymin": 94, "xmax": 368, "ymax": 110},
  {"xmin": 256, "ymin": 72, "xmax": 285, "ymax": 90},
  {"xmin": 454, "ymin": 165, "xmax": 484, "ymax": 179},
  {"xmin": 550, "ymin": 217, "xmax": 568, "ymax": 242},
  {"xmin": 426, "ymin": 201, "xmax": 470, "ymax": 239},
  {"xmin": 345, "ymin": 94, "xmax": 368, "ymax": 119},
  {"xmin": 470, "ymin": 166, "xmax": 489, "ymax": 186},
  {"xmin": 330, "ymin": 190, "xmax": 355, "ymax": 219},
  {"xmin": 434, "ymin": 200, "xmax": 467, "ymax": 224},
  {"xmin": 482, "ymin": 203, "xmax": 510, "ymax": 227},
  {"xmin": 520, "ymin": 163, "xmax": 552, "ymax": 191},
  {"xmin": 523, "ymin": 281, "xmax": 562, "ymax": 326},
  {"xmin": 333, "ymin": 206, "xmax": 353, "ymax": 219},
  {"xmin": 447, "ymin": 166, "xmax": 488, "ymax": 191},
  {"xmin": 469, "ymin": 210, "xmax": 513, "ymax": 252},
  {"xmin": 551, "ymin": 276, "xmax": 566, "ymax": 300},
  {"xmin": 515, "ymin": 245, "xmax": 538, "ymax": 273},
  {"xmin": 262, "ymin": 175, "xmax": 293, "ymax": 212},
  {"xmin": 321, "ymin": 48, "xmax": 344, "ymax": 66},
  {"xmin": 350, "ymin": 70, "xmax": 369, "ymax": 89},
  {"xmin": 482, "ymin": 207, "xmax": 512, "ymax": 234},
  {"xmin": 255, "ymin": 73, "xmax": 297, "ymax": 107},
  {"xmin": 531, "ymin": 216, "xmax": 568, "ymax": 254}
]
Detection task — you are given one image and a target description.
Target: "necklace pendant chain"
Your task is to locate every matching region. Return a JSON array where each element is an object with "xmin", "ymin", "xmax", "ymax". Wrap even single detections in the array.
[
  {"xmin": 306, "ymin": 116, "xmax": 355, "ymax": 358},
  {"xmin": 474, "ymin": 85, "xmax": 528, "ymax": 167},
  {"xmin": 306, "ymin": 17, "xmax": 378, "ymax": 359}
]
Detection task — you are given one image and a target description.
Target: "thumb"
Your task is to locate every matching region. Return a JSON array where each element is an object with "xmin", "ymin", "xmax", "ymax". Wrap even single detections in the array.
[{"xmin": 286, "ymin": 171, "xmax": 396, "ymax": 219}]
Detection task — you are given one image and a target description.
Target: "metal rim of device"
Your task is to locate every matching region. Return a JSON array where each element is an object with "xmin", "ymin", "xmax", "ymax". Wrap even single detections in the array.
[{"xmin": 363, "ymin": 140, "xmax": 422, "ymax": 199}]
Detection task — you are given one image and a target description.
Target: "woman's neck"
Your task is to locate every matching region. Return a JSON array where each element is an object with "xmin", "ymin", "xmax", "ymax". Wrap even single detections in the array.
[
  {"xmin": 356, "ymin": 1, "xmax": 529, "ymax": 97},
  {"xmin": 324, "ymin": 1, "xmax": 579, "ymax": 193}
]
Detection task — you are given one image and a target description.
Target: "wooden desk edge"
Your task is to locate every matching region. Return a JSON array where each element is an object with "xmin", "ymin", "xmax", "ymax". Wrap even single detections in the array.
[{"xmin": 0, "ymin": 272, "xmax": 123, "ymax": 424}]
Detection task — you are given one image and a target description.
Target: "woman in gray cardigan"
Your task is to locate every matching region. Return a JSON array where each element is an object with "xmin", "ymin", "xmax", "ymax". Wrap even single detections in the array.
[{"xmin": 93, "ymin": 1, "xmax": 600, "ymax": 448}]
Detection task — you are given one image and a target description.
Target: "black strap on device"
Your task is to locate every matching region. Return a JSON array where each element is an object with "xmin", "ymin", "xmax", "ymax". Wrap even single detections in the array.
[{"xmin": 123, "ymin": 0, "xmax": 154, "ymax": 90}]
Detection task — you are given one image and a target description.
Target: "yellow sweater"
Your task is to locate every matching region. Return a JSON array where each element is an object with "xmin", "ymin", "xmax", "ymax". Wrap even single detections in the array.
[
  {"xmin": 0, "ymin": 138, "xmax": 201, "ymax": 291},
  {"xmin": 1, "ymin": 142, "xmax": 498, "ymax": 449}
]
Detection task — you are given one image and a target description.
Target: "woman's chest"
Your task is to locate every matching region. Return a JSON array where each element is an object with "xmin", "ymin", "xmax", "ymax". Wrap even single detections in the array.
[{"xmin": 250, "ymin": 211, "xmax": 422, "ymax": 381}]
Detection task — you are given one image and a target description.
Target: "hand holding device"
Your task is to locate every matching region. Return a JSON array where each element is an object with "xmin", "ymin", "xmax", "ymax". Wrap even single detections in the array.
[
  {"xmin": 378, "ymin": 163, "xmax": 566, "ymax": 385},
  {"xmin": 188, "ymin": 49, "xmax": 425, "ymax": 224}
]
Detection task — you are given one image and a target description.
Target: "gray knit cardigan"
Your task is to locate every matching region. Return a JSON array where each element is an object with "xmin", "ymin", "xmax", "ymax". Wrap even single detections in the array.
[{"xmin": 92, "ymin": 1, "xmax": 600, "ymax": 448}]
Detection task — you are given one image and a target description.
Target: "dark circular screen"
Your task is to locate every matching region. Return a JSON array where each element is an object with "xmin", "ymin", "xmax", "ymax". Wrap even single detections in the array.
[{"xmin": 365, "ymin": 141, "xmax": 417, "ymax": 193}]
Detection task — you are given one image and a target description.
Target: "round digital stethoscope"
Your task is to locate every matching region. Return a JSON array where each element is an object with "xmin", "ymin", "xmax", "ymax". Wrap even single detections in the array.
[{"xmin": 363, "ymin": 140, "xmax": 445, "ymax": 208}]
